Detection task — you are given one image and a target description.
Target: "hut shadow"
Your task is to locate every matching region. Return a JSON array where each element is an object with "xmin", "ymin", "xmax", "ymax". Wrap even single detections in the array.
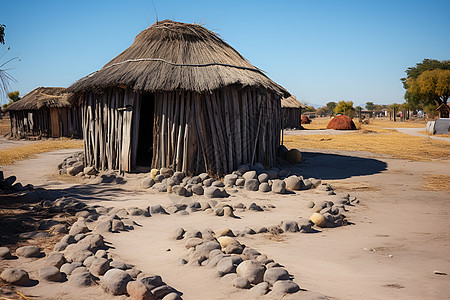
[
  {"xmin": 46, "ymin": 184, "xmax": 135, "ymax": 203},
  {"xmin": 288, "ymin": 151, "xmax": 387, "ymax": 180}
]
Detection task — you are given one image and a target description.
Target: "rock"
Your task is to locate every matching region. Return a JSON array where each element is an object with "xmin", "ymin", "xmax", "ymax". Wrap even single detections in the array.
[
  {"xmin": 271, "ymin": 280, "xmax": 300, "ymax": 294},
  {"xmin": 172, "ymin": 227, "xmax": 185, "ymax": 240},
  {"xmin": 127, "ymin": 280, "xmax": 153, "ymax": 300},
  {"xmin": 95, "ymin": 249, "xmax": 108, "ymax": 258},
  {"xmin": 212, "ymin": 180, "xmax": 225, "ymax": 187},
  {"xmin": 217, "ymin": 257, "xmax": 238, "ymax": 276},
  {"xmin": 205, "ymin": 186, "xmax": 223, "ymax": 198},
  {"xmin": 278, "ymin": 169, "xmax": 290, "ymax": 178},
  {"xmin": 127, "ymin": 207, "xmax": 147, "ymax": 216},
  {"xmin": 150, "ymin": 205, "xmax": 168, "ymax": 215},
  {"xmin": 209, "ymin": 249, "xmax": 223, "ymax": 259},
  {"xmin": 45, "ymin": 252, "xmax": 66, "ymax": 268},
  {"xmin": 281, "ymin": 220, "xmax": 300, "ymax": 233},
  {"xmin": 302, "ymin": 179, "xmax": 313, "ymax": 190},
  {"xmin": 266, "ymin": 262, "xmax": 282, "ymax": 269},
  {"xmin": 224, "ymin": 174, "xmax": 238, "ymax": 186},
  {"xmin": 16, "ymin": 246, "xmax": 42, "ymax": 258},
  {"xmin": 151, "ymin": 285, "xmax": 176, "ymax": 299},
  {"xmin": 202, "ymin": 178, "xmax": 214, "ymax": 187},
  {"xmin": 224, "ymin": 242, "xmax": 244, "ymax": 254},
  {"xmin": 89, "ymin": 257, "xmax": 110, "ymax": 276},
  {"xmin": 110, "ymin": 261, "xmax": 130, "ymax": 270},
  {"xmin": 216, "ymin": 228, "xmax": 235, "ymax": 237},
  {"xmin": 223, "ymin": 206, "xmax": 235, "ymax": 217},
  {"xmin": 69, "ymin": 220, "xmax": 90, "ymax": 235},
  {"xmin": 191, "ymin": 184, "xmax": 204, "ymax": 195},
  {"xmin": 78, "ymin": 234, "xmax": 105, "ymax": 252},
  {"xmin": 266, "ymin": 170, "xmax": 279, "ymax": 179},
  {"xmin": 235, "ymin": 165, "xmax": 250, "ymax": 176},
  {"xmin": 236, "ymin": 261, "xmax": 265, "ymax": 284},
  {"xmin": 0, "ymin": 247, "xmax": 12, "ymax": 259},
  {"xmin": 50, "ymin": 223, "xmax": 68, "ymax": 234},
  {"xmin": 250, "ymin": 282, "xmax": 270, "ymax": 296},
  {"xmin": 245, "ymin": 179, "xmax": 259, "ymax": 191},
  {"xmin": 259, "ymin": 182, "xmax": 271, "ymax": 192},
  {"xmin": 242, "ymin": 170, "xmax": 257, "ymax": 181},
  {"xmin": 3, "ymin": 175, "xmax": 16, "ymax": 187},
  {"xmin": 83, "ymin": 256, "xmax": 96, "ymax": 267},
  {"xmin": 112, "ymin": 219, "xmax": 126, "ymax": 232},
  {"xmin": 284, "ymin": 175, "xmax": 302, "ymax": 190},
  {"xmin": 257, "ymin": 173, "xmax": 269, "ymax": 183},
  {"xmin": 150, "ymin": 168, "xmax": 160, "ymax": 180},
  {"xmin": 0, "ymin": 268, "xmax": 30, "ymax": 286},
  {"xmin": 214, "ymin": 207, "xmax": 224, "ymax": 216},
  {"xmin": 154, "ymin": 174, "xmax": 165, "ymax": 183},
  {"xmin": 101, "ymin": 269, "xmax": 132, "ymax": 295},
  {"xmin": 185, "ymin": 237, "xmax": 203, "ymax": 249},
  {"xmin": 235, "ymin": 178, "xmax": 245, "ymax": 186},
  {"xmin": 233, "ymin": 276, "xmax": 251, "ymax": 289},
  {"xmin": 189, "ymin": 241, "xmax": 221, "ymax": 265},
  {"xmin": 69, "ymin": 271, "xmax": 94, "ymax": 287},
  {"xmin": 138, "ymin": 274, "xmax": 164, "ymax": 290},
  {"xmin": 310, "ymin": 213, "xmax": 326, "ymax": 227},
  {"xmin": 94, "ymin": 220, "xmax": 112, "ymax": 233},
  {"xmin": 242, "ymin": 247, "xmax": 261, "ymax": 260},
  {"xmin": 177, "ymin": 258, "xmax": 187, "ymax": 266},
  {"xmin": 285, "ymin": 149, "xmax": 302, "ymax": 164},
  {"xmin": 272, "ymin": 180, "xmax": 286, "ymax": 194},
  {"xmin": 72, "ymin": 266, "xmax": 88, "ymax": 274},
  {"xmin": 256, "ymin": 254, "xmax": 274, "ymax": 265},
  {"xmin": 248, "ymin": 202, "xmax": 263, "ymax": 211},
  {"xmin": 184, "ymin": 229, "xmax": 202, "ymax": 239},
  {"xmin": 127, "ymin": 268, "xmax": 142, "ymax": 279},
  {"xmin": 162, "ymin": 293, "xmax": 182, "ymax": 300},
  {"xmin": 39, "ymin": 266, "xmax": 63, "ymax": 282},
  {"xmin": 60, "ymin": 262, "xmax": 83, "ymax": 275},
  {"xmin": 83, "ymin": 166, "xmax": 98, "ymax": 176},
  {"xmin": 67, "ymin": 162, "xmax": 84, "ymax": 176},
  {"xmin": 255, "ymin": 226, "xmax": 268, "ymax": 234},
  {"xmin": 264, "ymin": 267, "xmax": 290, "ymax": 285},
  {"xmin": 160, "ymin": 167, "xmax": 174, "ymax": 177}
]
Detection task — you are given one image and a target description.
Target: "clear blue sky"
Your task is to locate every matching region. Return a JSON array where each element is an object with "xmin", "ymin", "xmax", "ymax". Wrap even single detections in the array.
[{"xmin": 1, "ymin": 0, "xmax": 449, "ymax": 108}]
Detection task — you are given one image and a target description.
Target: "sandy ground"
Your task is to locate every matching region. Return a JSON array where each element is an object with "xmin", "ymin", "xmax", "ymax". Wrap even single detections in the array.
[
  {"xmin": 1, "ymin": 147, "xmax": 450, "ymax": 299},
  {"xmin": 386, "ymin": 127, "xmax": 450, "ymax": 142},
  {"xmin": 0, "ymin": 137, "xmax": 34, "ymax": 149}
]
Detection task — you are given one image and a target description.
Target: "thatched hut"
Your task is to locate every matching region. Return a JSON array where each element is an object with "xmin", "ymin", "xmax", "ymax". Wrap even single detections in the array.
[
  {"xmin": 436, "ymin": 103, "xmax": 450, "ymax": 119},
  {"xmin": 68, "ymin": 20, "xmax": 289, "ymax": 175},
  {"xmin": 326, "ymin": 115, "xmax": 356, "ymax": 130},
  {"xmin": 281, "ymin": 95, "xmax": 303, "ymax": 128},
  {"xmin": 5, "ymin": 87, "xmax": 82, "ymax": 139}
]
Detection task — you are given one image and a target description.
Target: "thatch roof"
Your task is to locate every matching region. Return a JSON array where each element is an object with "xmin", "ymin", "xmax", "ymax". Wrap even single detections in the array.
[
  {"xmin": 5, "ymin": 87, "xmax": 71, "ymax": 111},
  {"xmin": 68, "ymin": 20, "xmax": 289, "ymax": 96},
  {"xmin": 281, "ymin": 95, "xmax": 303, "ymax": 108}
]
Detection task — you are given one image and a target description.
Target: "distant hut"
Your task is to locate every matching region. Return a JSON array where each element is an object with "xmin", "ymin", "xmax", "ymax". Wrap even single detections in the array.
[
  {"xmin": 326, "ymin": 115, "xmax": 356, "ymax": 130},
  {"xmin": 301, "ymin": 115, "xmax": 311, "ymax": 124},
  {"xmin": 5, "ymin": 87, "xmax": 82, "ymax": 139},
  {"xmin": 281, "ymin": 95, "xmax": 303, "ymax": 128},
  {"xmin": 436, "ymin": 103, "xmax": 450, "ymax": 119},
  {"xmin": 68, "ymin": 20, "xmax": 289, "ymax": 175}
]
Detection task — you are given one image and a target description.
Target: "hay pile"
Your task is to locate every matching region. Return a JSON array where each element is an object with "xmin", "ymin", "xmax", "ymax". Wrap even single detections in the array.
[{"xmin": 326, "ymin": 115, "xmax": 356, "ymax": 130}]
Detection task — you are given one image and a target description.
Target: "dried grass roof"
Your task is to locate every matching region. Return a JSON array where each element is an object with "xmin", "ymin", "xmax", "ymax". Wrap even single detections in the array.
[
  {"xmin": 5, "ymin": 87, "xmax": 71, "ymax": 111},
  {"xmin": 281, "ymin": 95, "xmax": 304, "ymax": 108},
  {"xmin": 68, "ymin": 20, "xmax": 289, "ymax": 96}
]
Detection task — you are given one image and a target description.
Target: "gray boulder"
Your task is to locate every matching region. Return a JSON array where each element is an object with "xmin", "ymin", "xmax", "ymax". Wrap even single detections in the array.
[
  {"xmin": 281, "ymin": 220, "xmax": 300, "ymax": 233},
  {"xmin": 271, "ymin": 280, "xmax": 300, "ymax": 294},
  {"xmin": 191, "ymin": 184, "xmax": 204, "ymax": 195},
  {"xmin": 0, "ymin": 247, "xmax": 12, "ymax": 260},
  {"xmin": 224, "ymin": 174, "xmax": 238, "ymax": 186},
  {"xmin": 236, "ymin": 260, "xmax": 265, "ymax": 284},
  {"xmin": 235, "ymin": 178, "xmax": 245, "ymax": 186},
  {"xmin": 284, "ymin": 176, "xmax": 302, "ymax": 190},
  {"xmin": 264, "ymin": 267, "xmax": 290, "ymax": 285},
  {"xmin": 0, "ymin": 268, "xmax": 30, "ymax": 286},
  {"xmin": 39, "ymin": 266, "xmax": 63, "ymax": 282},
  {"xmin": 69, "ymin": 220, "xmax": 90, "ymax": 235},
  {"xmin": 233, "ymin": 276, "xmax": 251, "ymax": 289},
  {"xmin": 45, "ymin": 252, "xmax": 66, "ymax": 268},
  {"xmin": 204, "ymin": 186, "xmax": 223, "ymax": 198},
  {"xmin": 16, "ymin": 246, "xmax": 42, "ymax": 258},
  {"xmin": 89, "ymin": 257, "xmax": 110, "ymax": 276},
  {"xmin": 67, "ymin": 162, "xmax": 84, "ymax": 176},
  {"xmin": 150, "ymin": 205, "xmax": 169, "ymax": 215},
  {"xmin": 138, "ymin": 274, "xmax": 164, "ymax": 290},
  {"xmin": 250, "ymin": 282, "xmax": 270, "ymax": 296},
  {"xmin": 245, "ymin": 179, "xmax": 259, "ymax": 191},
  {"xmin": 101, "ymin": 269, "xmax": 132, "ymax": 295},
  {"xmin": 112, "ymin": 219, "xmax": 125, "ymax": 232},
  {"xmin": 272, "ymin": 180, "xmax": 286, "ymax": 194},
  {"xmin": 258, "ymin": 173, "xmax": 269, "ymax": 183},
  {"xmin": 217, "ymin": 257, "xmax": 238, "ymax": 276},
  {"xmin": 69, "ymin": 271, "xmax": 94, "ymax": 287},
  {"xmin": 259, "ymin": 182, "xmax": 271, "ymax": 192},
  {"xmin": 242, "ymin": 170, "xmax": 257, "ymax": 181},
  {"xmin": 171, "ymin": 227, "xmax": 185, "ymax": 240},
  {"xmin": 60, "ymin": 262, "xmax": 83, "ymax": 275},
  {"xmin": 94, "ymin": 220, "xmax": 112, "ymax": 233}
]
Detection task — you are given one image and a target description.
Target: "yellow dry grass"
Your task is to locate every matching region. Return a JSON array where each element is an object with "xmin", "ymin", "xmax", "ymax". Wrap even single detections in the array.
[
  {"xmin": 0, "ymin": 139, "xmax": 83, "ymax": 165},
  {"xmin": 302, "ymin": 117, "xmax": 427, "ymax": 130},
  {"xmin": 284, "ymin": 130, "xmax": 450, "ymax": 161},
  {"xmin": 422, "ymin": 175, "xmax": 450, "ymax": 192}
]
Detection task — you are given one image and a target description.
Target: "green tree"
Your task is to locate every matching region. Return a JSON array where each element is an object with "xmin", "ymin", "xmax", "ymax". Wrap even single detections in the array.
[
  {"xmin": 402, "ymin": 59, "xmax": 450, "ymax": 108},
  {"xmin": 7, "ymin": 91, "xmax": 20, "ymax": 102},
  {"xmin": 326, "ymin": 101, "xmax": 337, "ymax": 114},
  {"xmin": 365, "ymin": 101, "xmax": 375, "ymax": 110},
  {"xmin": 334, "ymin": 100, "xmax": 355, "ymax": 118},
  {"xmin": 316, "ymin": 106, "xmax": 329, "ymax": 116}
]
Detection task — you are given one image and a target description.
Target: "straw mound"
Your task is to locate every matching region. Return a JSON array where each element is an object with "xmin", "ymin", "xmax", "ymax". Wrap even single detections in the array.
[
  {"xmin": 326, "ymin": 115, "xmax": 356, "ymax": 130},
  {"xmin": 301, "ymin": 115, "xmax": 311, "ymax": 124}
]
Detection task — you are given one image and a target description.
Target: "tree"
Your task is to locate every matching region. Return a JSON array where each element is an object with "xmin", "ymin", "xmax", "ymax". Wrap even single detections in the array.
[
  {"xmin": 2, "ymin": 91, "xmax": 20, "ymax": 108},
  {"xmin": 326, "ymin": 101, "xmax": 337, "ymax": 114},
  {"xmin": 303, "ymin": 105, "xmax": 316, "ymax": 113},
  {"xmin": 334, "ymin": 100, "xmax": 355, "ymax": 118},
  {"xmin": 402, "ymin": 59, "xmax": 450, "ymax": 108},
  {"xmin": 365, "ymin": 101, "xmax": 375, "ymax": 110},
  {"xmin": 316, "ymin": 106, "xmax": 329, "ymax": 116}
]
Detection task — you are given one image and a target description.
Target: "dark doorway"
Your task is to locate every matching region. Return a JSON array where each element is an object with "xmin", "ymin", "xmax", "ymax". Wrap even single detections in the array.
[{"xmin": 136, "ymin": 93, "xmax": 154, "ymax": 167}]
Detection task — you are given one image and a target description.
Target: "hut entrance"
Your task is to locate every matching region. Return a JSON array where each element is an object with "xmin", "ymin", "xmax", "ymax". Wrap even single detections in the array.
[{"xmin": 135, "ymin": 93, "xmax": 155, "ymax": 168}]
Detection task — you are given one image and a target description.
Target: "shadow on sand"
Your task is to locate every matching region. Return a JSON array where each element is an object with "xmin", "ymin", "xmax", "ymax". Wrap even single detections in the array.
[{"xmin": 291, "ymin": 151, "xmax": 388, "ymax": 180}]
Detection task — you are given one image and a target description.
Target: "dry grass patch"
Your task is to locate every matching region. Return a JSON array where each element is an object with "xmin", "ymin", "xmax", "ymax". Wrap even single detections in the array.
[
  {"xmin": 422, "ymin": 175, "xmax": 450, "ymax": 192},
  {"xmin": 0, "ymin": 139, "xmax": 83, "ymax": 165},
  {"xmin": 284, "ymin": 130, "xmax": 450, "ymax": 161},
  {"xmin": 327, "ymin": 181, "xmax": 380, "ymax": 192},
  {"xmin": 301, "ymin": 117, "xmax": 427, "ymax": 130}
]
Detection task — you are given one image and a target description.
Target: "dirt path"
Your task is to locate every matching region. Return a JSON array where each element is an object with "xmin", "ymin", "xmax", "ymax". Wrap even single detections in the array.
[
  {"xmin": 387, "ymin": 127, "xmax": 450, "ymax": 142},
  {"xmin": 1, "ymin": 148, "xmax": 449, "ymax": 299}
]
